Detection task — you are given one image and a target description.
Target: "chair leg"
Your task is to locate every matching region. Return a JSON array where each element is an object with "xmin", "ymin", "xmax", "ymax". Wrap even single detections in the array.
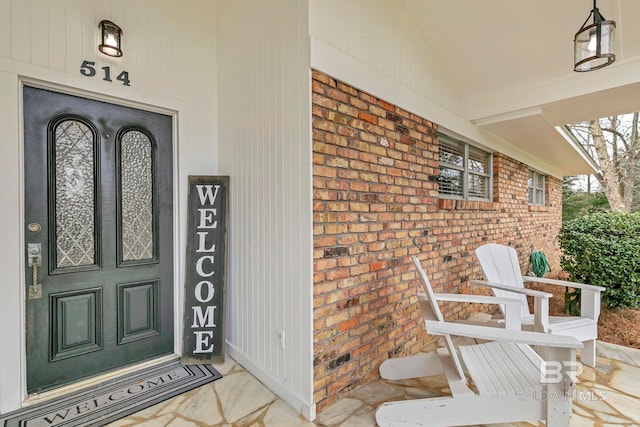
[{"xmin": 581, "ymin": 339, "xmax": 596, "ymax": 367}]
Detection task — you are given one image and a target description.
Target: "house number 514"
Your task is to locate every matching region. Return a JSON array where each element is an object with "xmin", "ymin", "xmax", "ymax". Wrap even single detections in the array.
[{"xmin": 80, "ymin": 60, "xmax": 131, "ymax": 86}]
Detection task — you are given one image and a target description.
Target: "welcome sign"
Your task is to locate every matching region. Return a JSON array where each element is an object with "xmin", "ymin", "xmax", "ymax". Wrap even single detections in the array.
[{"xmin": 182, "ymin": 176, "xmax": 228, "ymax": 364}]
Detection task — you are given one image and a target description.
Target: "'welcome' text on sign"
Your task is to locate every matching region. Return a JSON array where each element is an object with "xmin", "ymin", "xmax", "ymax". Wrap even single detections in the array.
[{"xmin": 182, "ymin": 176, "xmax": 228, "ymax": 364}]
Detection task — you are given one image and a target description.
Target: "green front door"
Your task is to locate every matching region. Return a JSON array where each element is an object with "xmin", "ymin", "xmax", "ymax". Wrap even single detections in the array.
[{"xmin": 23, "ymin": 86, "xmax": 174, "ymax": 393}]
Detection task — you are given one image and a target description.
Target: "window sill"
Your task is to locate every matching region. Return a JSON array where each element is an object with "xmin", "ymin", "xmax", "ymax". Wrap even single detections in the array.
[{"xmin": 438, "ymin": 198, "xmax": 499, "ymax": 211}]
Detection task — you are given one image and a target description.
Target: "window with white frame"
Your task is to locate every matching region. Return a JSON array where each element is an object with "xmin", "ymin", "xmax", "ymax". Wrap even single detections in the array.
[
  {"xmin": 438, "ymin": 133, "xmax": 492, "ymax": 200},
  {"xmin": 528, "ymin": 170, "xmax": 546, "ymax": 205}
]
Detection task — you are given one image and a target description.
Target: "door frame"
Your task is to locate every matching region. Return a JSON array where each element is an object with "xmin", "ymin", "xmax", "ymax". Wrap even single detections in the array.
[{"xmin": 17, "ymin": 78, "xmax": 183, "ymax": 405}]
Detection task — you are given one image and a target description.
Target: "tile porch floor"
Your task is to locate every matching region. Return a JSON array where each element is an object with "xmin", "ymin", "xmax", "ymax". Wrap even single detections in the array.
[{"xmin": 107, "ymin": 341, "xmax": 640, "ymax": 427}]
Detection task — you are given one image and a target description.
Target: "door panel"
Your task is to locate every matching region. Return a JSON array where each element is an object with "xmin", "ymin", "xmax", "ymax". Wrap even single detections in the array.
[
  {"xmin": 50, "ymin": 288, "xmax": 103, "ymax": 361},
  {"xmin": 24, "ymin": 86, "xmax": 174, "ymax": 393},
  {"xmin": 117, "ymin": 280, "xmax": 159, "ymax": 344}
]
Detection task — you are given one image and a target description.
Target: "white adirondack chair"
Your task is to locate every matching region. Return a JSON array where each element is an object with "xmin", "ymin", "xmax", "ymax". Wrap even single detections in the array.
[
  {"xmin": 375, "ymin": 255, "xmax": 582, "ymax": 427},
  {"xmin": 474, "ymin": 243, "xmax": 605, "ymax": 367}
]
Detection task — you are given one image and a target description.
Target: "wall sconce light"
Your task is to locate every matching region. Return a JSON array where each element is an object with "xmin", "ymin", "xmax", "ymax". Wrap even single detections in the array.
[
  {"xmin": 574, "ymin": 0, "xmax": 615, "ymax": 72},
  {"xmin": 98, "ymin": 20, "xmax": 123, "ymax": 57}
]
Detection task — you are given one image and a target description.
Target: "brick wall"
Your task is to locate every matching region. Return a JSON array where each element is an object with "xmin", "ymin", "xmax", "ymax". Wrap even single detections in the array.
[{"xmin": 311, "ymin": 70, "xmax": 563, "ymax": 410}]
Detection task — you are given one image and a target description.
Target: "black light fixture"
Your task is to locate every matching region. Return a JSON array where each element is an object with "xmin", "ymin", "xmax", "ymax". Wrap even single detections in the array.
[
  {"xmin": 98, "ymin": 20, "xmax": 123, "ymax": 57},
  {"xmin": 574, "ymin": 0, "xmax": 615, "ymax": 72}
]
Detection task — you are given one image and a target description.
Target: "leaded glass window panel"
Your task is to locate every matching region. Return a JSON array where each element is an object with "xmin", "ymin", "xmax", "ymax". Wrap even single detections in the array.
[
  {"xmin": 120, "ymin": 130, "xmax": 154, "ymax": 261},
  {"xmin": 54, "ymin": 120, "xmax": 96, "ymax": 268}
]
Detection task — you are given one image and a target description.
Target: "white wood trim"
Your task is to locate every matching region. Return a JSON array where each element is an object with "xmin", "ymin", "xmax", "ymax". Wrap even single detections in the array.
[
  {"xmin": 0, "ymin": 70, "xmax": 23, "ymax": 414},
  {"xmin": 226, "ymin": 343, "xmax": 316, "ymax": 421},
  {"xmin": 468, "ymin": 55, "xmax": 640, "ymax": 123}
]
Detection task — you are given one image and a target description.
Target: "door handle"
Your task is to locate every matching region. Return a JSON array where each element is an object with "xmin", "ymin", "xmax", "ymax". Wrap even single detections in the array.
[
  {"xmin": 32, "ymin": 257, "xmax": 40, "ymax": 285},
  {"xmin": 27, "ymin": 243, "xmax": 42, "ymax": 300}
]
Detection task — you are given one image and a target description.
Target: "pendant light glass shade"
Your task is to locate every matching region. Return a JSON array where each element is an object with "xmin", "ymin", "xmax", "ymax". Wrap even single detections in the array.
[{"xmin": 574, "ymin": 2, "xmax": 615, "ymax": 72}]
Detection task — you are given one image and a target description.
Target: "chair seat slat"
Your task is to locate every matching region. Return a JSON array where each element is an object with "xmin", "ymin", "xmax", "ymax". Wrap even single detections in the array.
[{"xmin": 460, "ymin": 341, "xmax": 542, "ymax": 397}]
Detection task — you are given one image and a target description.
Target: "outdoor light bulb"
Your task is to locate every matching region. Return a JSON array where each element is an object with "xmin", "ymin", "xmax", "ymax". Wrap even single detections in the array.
[{"xmin": 105, "ymin": 33, "xmax": 118, "ymax": 48}]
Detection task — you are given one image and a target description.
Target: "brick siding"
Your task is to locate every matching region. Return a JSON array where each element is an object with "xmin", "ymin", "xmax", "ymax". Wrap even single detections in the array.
[{"xmin": 312, "ymin": 70, "xmax": 563, "ymax": 410}]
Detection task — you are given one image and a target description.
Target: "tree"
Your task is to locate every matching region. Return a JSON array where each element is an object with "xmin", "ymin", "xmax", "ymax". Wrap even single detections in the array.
[
  {"xmin": 562, "ymin": 177, "xmax": 609, "ymax": 222},
  {"xmin": 567, "ymin": 113, "xmax": 640, "ymax": 212},
  {"xmin": 634, "ymin": 171, "xmax": 640, "ymax": 213}
]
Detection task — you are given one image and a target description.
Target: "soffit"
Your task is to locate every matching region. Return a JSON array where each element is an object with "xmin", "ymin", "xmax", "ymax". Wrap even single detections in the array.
[{"xmin": 402, "ymin": 0, "xmax": 640, "ymax": 174}]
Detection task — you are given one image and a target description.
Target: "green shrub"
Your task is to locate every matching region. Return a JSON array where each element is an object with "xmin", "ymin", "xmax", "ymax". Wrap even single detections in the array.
[{"xmin": 558, "ymin": 212, "xmax": 640, "ymax": 309}]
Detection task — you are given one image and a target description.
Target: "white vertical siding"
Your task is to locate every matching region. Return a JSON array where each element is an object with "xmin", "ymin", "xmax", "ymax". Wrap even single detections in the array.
[
  {"xmin": 0, "ymin": 0, "xmax": 217, "ymax": 106},
  {"xmin": 0, "ymin": 0, "xmax": 218, "ymax": 414},
  {"xmin": 217, "ymin": 0, "xmax": 314, "ymax": 419}
]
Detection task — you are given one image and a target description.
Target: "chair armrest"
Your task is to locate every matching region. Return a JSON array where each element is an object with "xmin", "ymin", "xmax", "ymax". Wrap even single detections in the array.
[
  {"xmin": 523, "ymin": 277, "xmax": 604, "ymax": 321},
  {"xmin": 470, "ymin": 280, "xmax": 552, "ymax": 298},
  {"xmin": 434, "ymin": 293, "xmax": 524, "ymax": 306},
  {"xmin": 422, "ymin": 292, "xmax": 523, "ymax": 330},
  {"xmin": 470, "ymin": 279, "xmax": 551, "ymax": 332},
  {"xmin": 425, "ymin": 320, "xmax": 583, "ymax": 349},
  {"xmin": 522, "ymin": 276, "xmax": 605, "ymax": 292},
  {"xmin": 434, "ymin": 293, "xmax": 524, "ymax": 330}
]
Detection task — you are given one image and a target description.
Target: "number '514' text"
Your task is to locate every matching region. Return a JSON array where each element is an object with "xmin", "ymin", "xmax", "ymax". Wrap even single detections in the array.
[{"xmin": 80, "ymin": 60, "xmax": 131, "ymax": 86}]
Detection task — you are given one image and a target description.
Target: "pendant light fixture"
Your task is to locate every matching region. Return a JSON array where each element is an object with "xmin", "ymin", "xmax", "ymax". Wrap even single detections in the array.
[{"xmin": 574, "ymin": 0, "xmax": 615, "ymax": 72}]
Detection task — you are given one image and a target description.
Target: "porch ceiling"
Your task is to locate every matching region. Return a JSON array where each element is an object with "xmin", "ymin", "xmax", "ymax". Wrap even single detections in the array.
[{"xmin": 402, "ymin": 0, "xmax": 640, "ymax": 175}]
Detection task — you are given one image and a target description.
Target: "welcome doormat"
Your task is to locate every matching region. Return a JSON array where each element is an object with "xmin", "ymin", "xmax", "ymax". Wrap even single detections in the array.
[{"xmin": 0, "ymin": 360, "xmax": 221, "ymax": 427}]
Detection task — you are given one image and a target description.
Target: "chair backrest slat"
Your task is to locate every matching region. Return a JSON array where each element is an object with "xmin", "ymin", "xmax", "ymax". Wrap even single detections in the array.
[
  {"xmin": 411, "ymin": 256, "xmax": 467, "ymax": 384},
  {"xmin": 475, "ymin": 244, "xmax": 531, "ymax": 318}
]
